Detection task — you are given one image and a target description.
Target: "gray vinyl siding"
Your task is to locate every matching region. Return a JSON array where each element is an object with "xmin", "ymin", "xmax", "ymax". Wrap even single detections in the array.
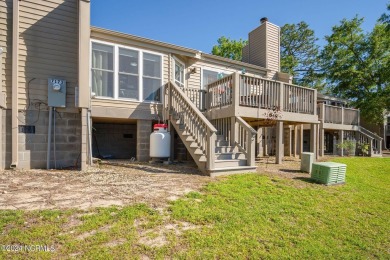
[
  {"xmin": 266, "ymin": 23, "xmax": 280, "ymax": 73},
  {"xmin": 18, "ymin": 0, "xmax": 79, "ymax": 110},
  {"xmin": 242, "ymin": 45, "xmax": 249, "ymax": 63},
  {"xmin": 248, "ymin": 25, "xmax": 267, "ymax": 68},
  {"xmin": 0, "ymin": 0, "xmax": 12, "ymax": 108},
  {"xmin": 187, "ymin": 64, "xmax": 201, "ymax": 89}
]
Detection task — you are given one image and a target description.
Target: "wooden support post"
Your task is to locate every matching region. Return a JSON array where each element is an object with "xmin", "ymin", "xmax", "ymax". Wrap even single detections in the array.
[
  {"xmin": 264, "ymin": 127, "xmax": 268, "ymax": 156},
  {"xmin": 207, "ymin": 130, "xmax": 216, "ymax": 170},
  {"xmin": 310, "ymin": 124, "xmax": 317, "ymax": 159},
  {"xmin": 276, "ymin": 121, "xmax": 283, "ymax": 164},
  {"xmin": 230, "ymin": 117, "xmax": 236, "ymax": 147},
  {"xmin": 319, "ymin": 127, "xmax": 325, "ymax": 157},
  {"xmin": 170, "ymin": 123, "xmax": 175, "ymax": 161},
  {"xmin": 257, "ymin": 127, "xmax": 264, "ymax": 157},
  {"xmin": 340, "ymin": 130, "xmax": 344, "ymax": 156},
  {"xmin": 293, "ymin": 125, "xmax": 298, "ymax": 157},
  {"xmin": 299, "ymin": 124, "xmax": 304, "ymax": 159},
  {"xmin": 370, "ymin": 138, "xmax": 373, "ymax": 156},
  {"xmin": 247, "ymin": 130, "xmax": 256, "ymax": 167},
  {"xmin": 233, "ymin": 72, "xmax": 240, "ymax": 113}
]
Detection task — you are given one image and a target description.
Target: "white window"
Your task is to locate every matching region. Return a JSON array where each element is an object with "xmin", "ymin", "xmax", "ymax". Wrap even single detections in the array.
[
  {"xmin": 91, "ymin": 43, "xmax": 114, "ymax": 98},
  {"xmin": 118, "ymin": 48, "xmax": 139, "ymax": 100},
  {"xmin": 143, "ymin": 53, "xmax": 162, "ymax": 101},
  {"xmin": 202, "ymin": 69, "xmax": 227, "ymax": 89},
  {"xmin": 91, "ymin": 41, "xmax": 162, "ymax": 102},
  {"xmin": 174, "ymin": 59, "xmax": 185, "ymax": 88}
]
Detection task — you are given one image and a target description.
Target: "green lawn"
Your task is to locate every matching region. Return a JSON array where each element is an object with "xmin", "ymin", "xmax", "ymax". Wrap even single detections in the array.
[{"xmin": 1, "ymin": 158, "xmax": 389, "ymax": 259}]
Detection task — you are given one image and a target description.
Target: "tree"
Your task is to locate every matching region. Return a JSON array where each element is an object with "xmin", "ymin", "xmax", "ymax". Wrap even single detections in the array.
[
  {"xmin": 321, "ymin": 16, "xmax": 390, "ymax": 125},
  {"xmin": 280, "ymin": 22, "xmax": 323, "ymax": 88},
  {"xmin": 379, "ymin": 3, "xmax": 390, "ymax": 31},
  {"xmin": 211, "ymin": 36, "xmax": 247, "ymax": 61}
]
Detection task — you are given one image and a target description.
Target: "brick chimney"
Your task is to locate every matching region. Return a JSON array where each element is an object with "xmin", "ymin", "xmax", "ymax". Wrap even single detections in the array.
[{"xmin": 242, "ymin": 18, "xmax": 280, "ymax": 79}]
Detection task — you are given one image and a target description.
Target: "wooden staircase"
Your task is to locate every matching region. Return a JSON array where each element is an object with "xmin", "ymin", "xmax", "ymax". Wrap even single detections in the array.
[
  {"xmin": 165, "ymin": 81, "xmax": 257, "ymax": 177},
  {"xmin": 358, "ymin": 126, "xmax": 383, "ymax": 157}
]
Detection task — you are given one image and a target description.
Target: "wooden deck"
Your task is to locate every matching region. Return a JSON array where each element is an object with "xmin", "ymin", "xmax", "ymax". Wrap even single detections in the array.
[{"xmin": 202, "ymin": 73, "xmax": 319, "ymax": 124}]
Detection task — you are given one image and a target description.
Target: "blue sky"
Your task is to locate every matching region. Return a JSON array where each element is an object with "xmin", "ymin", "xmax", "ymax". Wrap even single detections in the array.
[{"xmin": 91, "ymin": 0, "xmax": 388, "ymax": 52}]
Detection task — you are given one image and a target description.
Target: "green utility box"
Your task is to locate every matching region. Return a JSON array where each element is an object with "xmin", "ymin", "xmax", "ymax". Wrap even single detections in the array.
[{"xmin": 311, "ymin": 162, "xmax": 346, "ymax": 185}]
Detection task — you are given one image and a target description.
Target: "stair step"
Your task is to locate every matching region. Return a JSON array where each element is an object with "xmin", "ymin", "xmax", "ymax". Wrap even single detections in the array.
[
  {"xmin": 215, "ymin": 140, "xmax": 230, "ymax": 146},
  {"xmin": 215, "ymin": 146, "xmax": 236, "ymax": 153},
  {"xmin": 214, "ymin": 159, "xmax": 247, "ymax": 167},
  {"xmin": 216, "ymin": 135, "xmax": 227, "ymax": 141},
  {"xmin": 185, "ymin": 136, "xmax": 195, "ymax": 142},
  {"xmin": 190, "ymin": 142, "xmax": 199, "ymax": 148},
  {"xmin": 194, "ymin": 148, "xmax": 204, "ymax": 155},
  {"xmin": 210, "ymin": 166, "xmax": 258, "ymax": 177},
  {"xmin": 215, "ymin": 152, "xmax": 245, "ymax": 160}
]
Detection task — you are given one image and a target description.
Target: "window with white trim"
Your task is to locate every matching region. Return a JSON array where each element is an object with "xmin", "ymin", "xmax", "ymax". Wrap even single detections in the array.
[
  {"xmin": 118, "ymin": 48, "xmax": 139, "ymax": 100},
  {"xmin": 143, "ymin": 53, "xmax": 162, "ymax": 101},
  {"xmin": 91, "ymin": 41, "xmax": 162, "ymax": 102},
  {"xmin": 202, "ymin": 69, "xmax": 227, "ymax": 89},
  {"xmin": 174, "ymin": 59, "xmax": 185, "ymax": 87},
  {"xmin": 91, "ymin": 43, "xmax": 114, "ymax": 98}
]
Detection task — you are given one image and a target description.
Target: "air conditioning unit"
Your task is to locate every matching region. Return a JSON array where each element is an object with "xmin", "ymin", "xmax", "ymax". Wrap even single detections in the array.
[
  {"xmin": 311, "ymin": 162, "xmax": 346, "ymax": 185},
  {"xmin": 301, "ymin": 152, "xmax": 315, "ymax": 173}
]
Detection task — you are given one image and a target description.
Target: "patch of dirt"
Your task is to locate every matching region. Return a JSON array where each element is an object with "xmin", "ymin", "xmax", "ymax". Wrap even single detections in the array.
[
  {"xmin": 0, "ymin": 160, "xmax": 211, "ymax": 210},
  {"xmin": 76, "ymin": 224, "xmax": 113, "ymax": 240},
  {"xmin": 104, "ymin": 238, "xmax": 126, "ymax": 248},
  {"xmin": 255, "ymin": 155, "xmax": 339, "ymax": 188},
  {"xmin": 136, "ymin": 220, "xmax": 201, "ymax": 248},
  {"xmin": 0, "ymin": 156, "xmax": 333, "ymax": 211}
]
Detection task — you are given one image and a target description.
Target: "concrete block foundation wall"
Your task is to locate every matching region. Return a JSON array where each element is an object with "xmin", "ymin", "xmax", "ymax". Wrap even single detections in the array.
[
  {"xmin": 137, "ymin": 120, "xmax": 152, "ymax": 162},
  {"xmin": 1, "ymin": 110, "xmax": 81, "ymax": 169},
  {"xmin": 1, "ymin": 110, "xmax": 11, "ymax": 168}
]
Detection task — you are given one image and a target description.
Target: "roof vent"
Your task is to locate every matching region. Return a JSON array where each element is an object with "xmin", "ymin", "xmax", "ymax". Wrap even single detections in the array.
[{"xmin": 260, "ymin": 17, "xmax": 268, "ymax": 24}]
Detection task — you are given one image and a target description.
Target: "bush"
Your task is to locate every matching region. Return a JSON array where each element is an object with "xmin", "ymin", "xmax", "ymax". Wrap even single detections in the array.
[{"xmin": 337, "ymin": 140, "xmax": 356, "ymax": 156}]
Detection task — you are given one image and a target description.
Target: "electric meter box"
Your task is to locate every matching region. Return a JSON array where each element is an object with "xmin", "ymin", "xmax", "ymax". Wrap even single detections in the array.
[{"xmin": 48, "ymin": 78, "xmax": 66, "ymax": 107}]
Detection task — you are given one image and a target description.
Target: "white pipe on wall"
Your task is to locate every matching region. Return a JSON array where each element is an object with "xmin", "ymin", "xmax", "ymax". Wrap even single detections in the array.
[
  {"xmin": 54, "ymin": 107, "xmax": 57, "ymax": 169},
  {"xmin": 47, "ymin": 107, "xmax": 53, "ymax": 169}
]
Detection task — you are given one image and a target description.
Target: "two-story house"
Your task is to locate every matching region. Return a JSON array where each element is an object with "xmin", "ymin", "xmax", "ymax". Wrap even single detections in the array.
[{"xmin": 0, "ymin": 0, "xmax": 382, "ymax": 176}]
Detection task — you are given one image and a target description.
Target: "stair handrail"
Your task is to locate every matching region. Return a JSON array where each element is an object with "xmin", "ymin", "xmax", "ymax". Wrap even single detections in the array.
[
  {"xmin": 168, "ymin": 81, "xmax": 217, "ymax": 132},
  {"xmin": 167, "ymin": 81, "xmax": 217, "ymax": 170},
  {"xmin": 359, "ymin": 126, "xmax": 382, "ymax": 140},
  {"xmin": 236, "ymin": 116, "xmax": 257, "ymax": 135},
  {"xmin": 235, "ymin": 116, "xmax": 257, "ymax": 166}
]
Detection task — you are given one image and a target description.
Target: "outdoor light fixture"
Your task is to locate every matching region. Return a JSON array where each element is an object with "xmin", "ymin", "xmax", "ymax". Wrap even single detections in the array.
[
  {"xmin": 241, "ymin": 68, "xmax": 246, "ymax": 74},
  {"xmin": 189, "ymin": 67, "xmax": 197, "ymax": 74}
]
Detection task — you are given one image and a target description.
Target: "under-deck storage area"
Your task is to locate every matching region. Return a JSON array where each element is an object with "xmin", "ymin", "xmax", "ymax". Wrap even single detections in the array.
[{"xmin": 92, "ymin": 122, "xmax": 137, "ymax": 159}]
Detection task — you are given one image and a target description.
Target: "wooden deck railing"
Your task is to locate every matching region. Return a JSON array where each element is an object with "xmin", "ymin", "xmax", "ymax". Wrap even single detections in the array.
[
  {"xmin": 239, "ymin": 75, "xmax": 280, "ymax": 109},
  {"xmin": 318, "ymin": 104, "xmax": 359, "ymax": 126},
  {"xmin": 283, "ymin": 84, "xmax": 315, "ymax": 114},
  {"xmin": 207, "ymin": 74, "xmax": 233, "ymax": 109},
  {"xmin": 206, "ymin": 72, "xmax": 316, "ymax": 115},
  {"xmin": 166, "ymin": 82, "xmax": 217, "ymax": 170},
  {"xmin": 182, "ymin": 87, "xmax": 207, "ymax": 112}
]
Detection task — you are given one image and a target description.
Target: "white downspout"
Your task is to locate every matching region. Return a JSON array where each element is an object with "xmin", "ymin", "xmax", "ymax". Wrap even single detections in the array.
[
  {"xmin": 11, "ymin": 0, "xmax": 20, "ymax": 168},
  {"xmin": 47, "ymin": 107, "xmax": 53, "ymax": 169}
]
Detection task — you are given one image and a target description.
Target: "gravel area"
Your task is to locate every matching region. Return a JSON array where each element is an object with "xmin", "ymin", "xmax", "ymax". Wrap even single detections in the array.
[{"xmin": 0, "ymin": 156, "xmax": 331, "ymax": 211}]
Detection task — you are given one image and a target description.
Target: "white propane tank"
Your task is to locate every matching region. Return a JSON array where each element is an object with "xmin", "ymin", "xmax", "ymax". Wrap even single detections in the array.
[{"xmin": 150, "ymin": 124, "xmax": 171, "ymax": 158}]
